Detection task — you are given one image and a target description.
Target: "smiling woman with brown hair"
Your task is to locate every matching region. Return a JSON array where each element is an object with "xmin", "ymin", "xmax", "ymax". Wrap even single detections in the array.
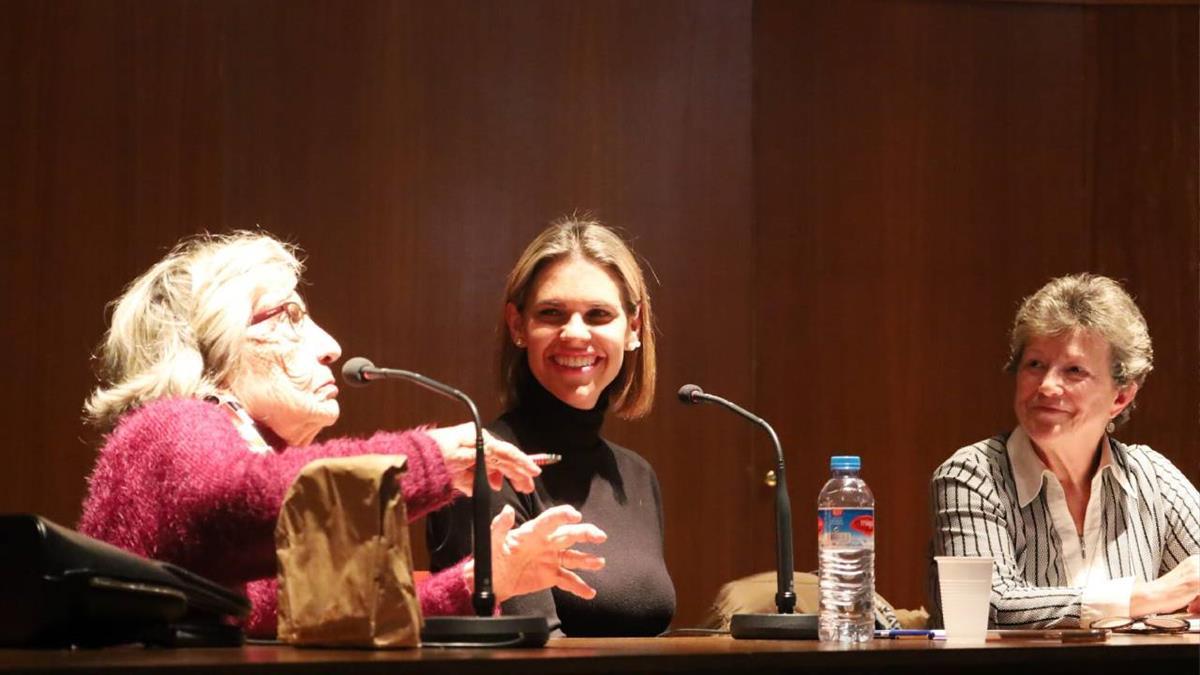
[
  {"xmin": 931, "ymin": 273, "xmax": 1200, "ymax": 629},
  {"xmin": 428, "ymin": 217, "xmax": 675, "ymax": 637}
]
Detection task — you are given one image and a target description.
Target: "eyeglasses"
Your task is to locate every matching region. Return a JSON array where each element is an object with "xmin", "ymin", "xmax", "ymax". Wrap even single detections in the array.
[
  {"xmin": 1092, "ymin": 616, "xmax": 1189, "ymax": 634},
  {"xmin": 250, "ymin": 301, "xmax": 308, "ymax": 335}
]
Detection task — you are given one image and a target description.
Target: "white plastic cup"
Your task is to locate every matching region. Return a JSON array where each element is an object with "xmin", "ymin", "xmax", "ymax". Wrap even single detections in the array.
[{"xmin": 935, "ymin": 556, "xmax": 993, "ymax": 643}]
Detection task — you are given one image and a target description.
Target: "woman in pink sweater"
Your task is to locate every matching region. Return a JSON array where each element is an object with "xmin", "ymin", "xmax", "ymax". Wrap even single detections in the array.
[{"xmin": 78, "ymin": 231, "xmax": 606, "ymax": 637}]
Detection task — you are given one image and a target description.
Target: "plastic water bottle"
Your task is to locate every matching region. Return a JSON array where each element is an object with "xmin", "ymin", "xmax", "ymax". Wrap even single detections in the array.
[{"xmin": 817, "ymin": 455, "xmax": 875, "ymax": 643}]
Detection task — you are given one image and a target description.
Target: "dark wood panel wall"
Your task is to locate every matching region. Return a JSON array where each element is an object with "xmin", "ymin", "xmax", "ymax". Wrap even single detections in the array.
[
  {"xmin": 754, "ymin": 0, "xmax": 1199, "ymax": 613},
  {"xmin": 1, "ymin": 0, "xmax": 1195, "ymax": 627}
]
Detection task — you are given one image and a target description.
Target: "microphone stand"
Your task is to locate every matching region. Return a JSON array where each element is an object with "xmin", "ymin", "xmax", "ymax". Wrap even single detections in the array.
[
  {"xmin": 343, "ymin": 358, "xmax": 549, "ymax": 647},
  {"xmin": 679, "ymin": 385, "xmax": 816, "ymax": 639}
]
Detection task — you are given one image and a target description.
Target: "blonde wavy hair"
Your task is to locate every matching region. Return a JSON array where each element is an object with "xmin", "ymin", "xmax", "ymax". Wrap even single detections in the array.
[
  {"xmin": 1005, "ymin": 273, "xmax": 1153, "ymax": 427},
  {"xmin": 85, "ymin": 231, "xmax": 303, "ymax": 429},
  {"xmin": 499, "ymin": 217, "xmax": 657, "ymax": 419}
]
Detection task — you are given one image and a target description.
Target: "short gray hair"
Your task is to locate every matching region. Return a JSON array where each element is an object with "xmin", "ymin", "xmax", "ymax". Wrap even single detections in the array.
[
  {"xmin": 85, "ymin": 231, "xmax": 303, "ymax": 429},
  {"xmin": 1005, "ymin": 273, "xmax": 1153, "ymax": 426}
]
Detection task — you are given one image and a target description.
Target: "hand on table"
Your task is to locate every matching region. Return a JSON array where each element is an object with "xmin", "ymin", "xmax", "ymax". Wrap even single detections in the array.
[{"xmin": 1131, "ymin": 555, "xmax": 1200, "ymax": 616}]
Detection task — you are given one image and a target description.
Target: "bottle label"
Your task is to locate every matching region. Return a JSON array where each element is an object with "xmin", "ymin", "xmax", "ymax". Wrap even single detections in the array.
[{"xmin": 818, "ymin": 507, "xmax": 874, "ymax": 548}]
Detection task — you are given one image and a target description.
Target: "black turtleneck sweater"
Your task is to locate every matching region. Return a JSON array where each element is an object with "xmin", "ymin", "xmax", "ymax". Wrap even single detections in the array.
[{"xmin": 426, "ymin": 377, "xmax": 675, "ymax": 637}]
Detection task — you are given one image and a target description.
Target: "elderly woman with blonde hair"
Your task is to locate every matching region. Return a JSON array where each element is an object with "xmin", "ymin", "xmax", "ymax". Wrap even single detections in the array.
[
  {"xmin": 931, "ymin": 273, "xmax": 1200, "ymax": 629},
  {"xmin": 78, "ymin": 231, "xmax": 606, "ymax": 637}
]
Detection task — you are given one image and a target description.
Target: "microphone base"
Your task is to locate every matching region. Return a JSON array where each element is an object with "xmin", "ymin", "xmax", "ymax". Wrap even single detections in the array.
[
  {"xmin": 730, "ymin": 612, "xmax": 818, "ymax": 640},
  {"xmin": 421, "ymin": 615, "xmax": 550, "ymax": 648}
]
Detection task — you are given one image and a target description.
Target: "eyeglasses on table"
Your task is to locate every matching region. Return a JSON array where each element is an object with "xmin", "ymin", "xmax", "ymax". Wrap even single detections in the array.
[{"xmin": 1091, "ymin": 616, "xmax": 1190, "ymax": 634}]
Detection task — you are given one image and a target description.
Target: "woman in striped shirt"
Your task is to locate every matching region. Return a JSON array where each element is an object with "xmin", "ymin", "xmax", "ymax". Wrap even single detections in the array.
[{"xmin": 931, "ymin": 273, "xmax": 1199, "ymax": 628}]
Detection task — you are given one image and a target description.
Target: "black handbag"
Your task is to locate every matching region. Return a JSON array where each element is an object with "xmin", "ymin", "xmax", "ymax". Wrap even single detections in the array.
[{"xmin": 0, "ymin": 514, "xmax": 251, "ymax": 648}]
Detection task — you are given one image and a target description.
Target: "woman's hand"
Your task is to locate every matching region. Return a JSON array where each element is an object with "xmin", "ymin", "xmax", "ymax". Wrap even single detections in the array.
[
  {"xmin": 425, "ymin": 423, "xmax": 540, "ymax": 496},
  {"xmin": 489, "ymin": 504, "xmax": 607, "ymax": 603},
  {"xmin": 1130, "ymin": 555, "xmax": 1200, "ymax": 616}
]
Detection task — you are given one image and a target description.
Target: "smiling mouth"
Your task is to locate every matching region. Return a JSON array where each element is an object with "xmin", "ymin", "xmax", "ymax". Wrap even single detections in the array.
[
  {"xmin": 552, "ymin": 354, "xmax": 599, "ymax": 368},
  {"xmin": 1032, "ymin": 405, "xmax": 1068, "ymax": 414}
]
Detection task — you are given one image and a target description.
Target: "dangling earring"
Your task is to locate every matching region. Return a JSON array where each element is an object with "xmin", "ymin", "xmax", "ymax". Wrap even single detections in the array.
[
  {"xmin": 626, "ymin": 334, "xmax": 641, "ymax": 351},
  {"xmin": 1106, "ymin": 420, "xmax": 1116, "ymax": 434}
]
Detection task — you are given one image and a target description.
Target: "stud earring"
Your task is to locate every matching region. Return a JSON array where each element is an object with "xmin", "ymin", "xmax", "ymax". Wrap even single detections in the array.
[
  {"xmin": 1106, "ymin": 420, "xmax": 1116, "ymax": 434},
  {"xmin": 514, "ymin": 337, "xmax": 526, "ymax": 348},
  {"xmin": 627, "ymin": 335, "xmax": 641, "ymax": 351}
]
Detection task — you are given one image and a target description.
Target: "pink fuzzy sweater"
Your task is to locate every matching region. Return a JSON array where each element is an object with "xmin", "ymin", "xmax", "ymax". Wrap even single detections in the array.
[{"xmin": 78, "ymin": 398, "xmax": 472, "ymax": 637}]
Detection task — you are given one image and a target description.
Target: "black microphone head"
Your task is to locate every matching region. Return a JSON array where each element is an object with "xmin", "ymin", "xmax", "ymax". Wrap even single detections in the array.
[
  {"xmin": 341, "ymin": 357, "xmax": 376, "ymax": 387},
  {"xmin": 677, "ymin": 384, "xmax": 704, "ymax": 404}
]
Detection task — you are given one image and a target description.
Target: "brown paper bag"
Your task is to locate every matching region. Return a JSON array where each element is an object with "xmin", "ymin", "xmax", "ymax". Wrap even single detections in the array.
[{"xmin": 275, "ymin": 455, "xmax": 422, "ymax": 647}]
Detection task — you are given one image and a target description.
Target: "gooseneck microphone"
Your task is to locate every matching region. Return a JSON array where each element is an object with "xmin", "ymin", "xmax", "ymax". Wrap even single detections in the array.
[
  {"xmin": 343, "ymin": 357, "xmax": 469, "ymax": 403},
  {"xmin": 343, "ymin": 357, "xmax": 494, "ymax": 613},
  {"xmin": 678, "ymin": 384, "xmax": 813, "ymax": 640},
  {"xmin": 342, "ymin": 357, "xmax": 549, "ymax": 647}
]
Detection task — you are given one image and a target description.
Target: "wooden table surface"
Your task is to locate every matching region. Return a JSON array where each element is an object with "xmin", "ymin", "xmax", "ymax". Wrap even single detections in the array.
[{"xmin": 1, "ymin": 633, "xmax": 1196, "ymax": 674}]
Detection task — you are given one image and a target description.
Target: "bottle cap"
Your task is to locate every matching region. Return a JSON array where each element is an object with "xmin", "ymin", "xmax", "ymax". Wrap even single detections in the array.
[{"xmin": 830, "ymin": 455, "xmax": 861, "ymax": 471}]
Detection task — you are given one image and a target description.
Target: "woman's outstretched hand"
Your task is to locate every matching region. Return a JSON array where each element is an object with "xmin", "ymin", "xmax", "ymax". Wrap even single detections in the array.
[
  {"xmin": 488, "ymin": 504, "xmax": 607, "ymax": 603},
  {"xmin": 426, "ymin": 423, "xmax": 540, "ymax": 496}
]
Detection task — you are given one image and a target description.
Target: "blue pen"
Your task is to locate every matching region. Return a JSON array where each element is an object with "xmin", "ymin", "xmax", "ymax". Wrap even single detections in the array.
[{"xmin": 874, "ymin": 629, "xmax": 937, "ymax": 639}]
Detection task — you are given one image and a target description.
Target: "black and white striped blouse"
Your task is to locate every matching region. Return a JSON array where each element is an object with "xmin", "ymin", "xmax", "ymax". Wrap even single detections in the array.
[{"xmin": 930, "ymin": 427, "xmax": 1200, "ymax": 628}]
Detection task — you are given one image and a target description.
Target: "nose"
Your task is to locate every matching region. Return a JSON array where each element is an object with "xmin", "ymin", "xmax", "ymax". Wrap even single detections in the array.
[
  {"xmin": 310, "ymin": 320, "xmax": 342, "ymax": 365},
  {"xmin": 1037, "ymin": 369, "xmax": 1064, "ymax": 395},
  {"xmin": 561, "ymin": 312, "xmax": 590, "ymax": 340}
]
